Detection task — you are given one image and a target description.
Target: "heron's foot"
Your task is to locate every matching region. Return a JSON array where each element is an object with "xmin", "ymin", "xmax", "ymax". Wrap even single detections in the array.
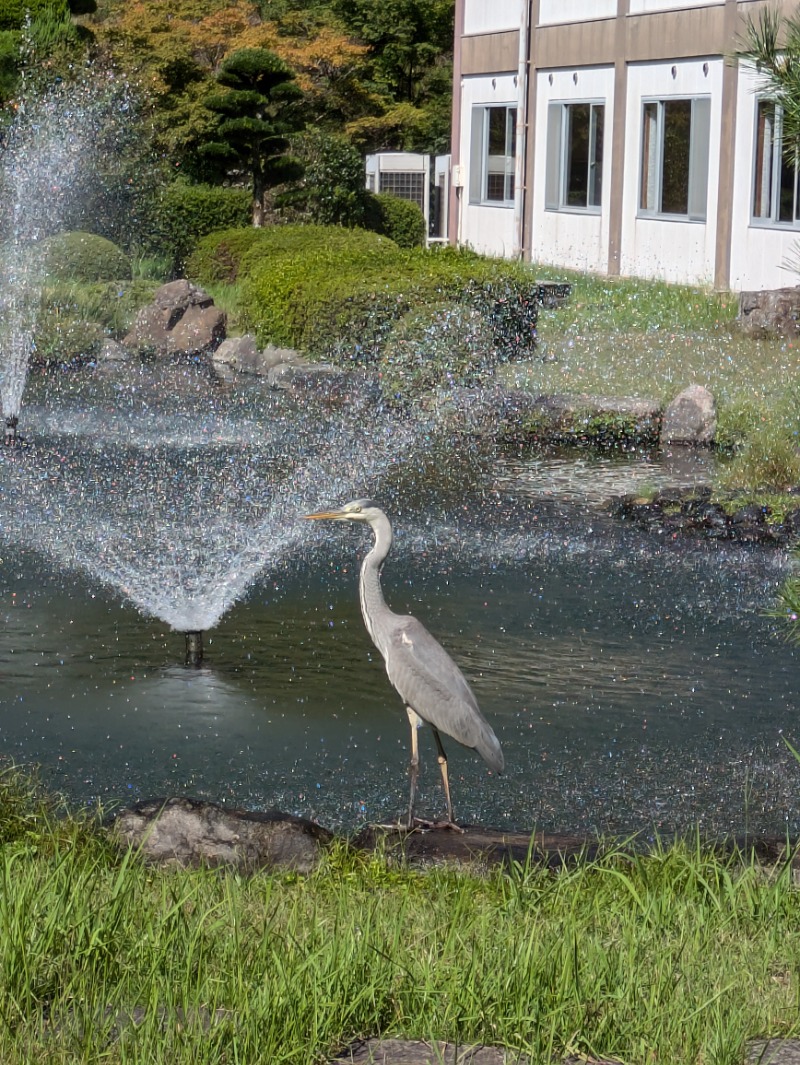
[{"xmin": 405, "ymin": 816, "xmax": 465, "ymax": 834}]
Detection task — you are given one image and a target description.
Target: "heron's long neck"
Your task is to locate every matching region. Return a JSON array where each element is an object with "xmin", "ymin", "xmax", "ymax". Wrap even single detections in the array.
[{"xmin": 359, "ymin": 513, "xmax": 395, "ymax": 655}]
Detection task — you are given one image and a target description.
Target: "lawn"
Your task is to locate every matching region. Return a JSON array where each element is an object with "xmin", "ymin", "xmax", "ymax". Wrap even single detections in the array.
[{"xmin": 2, "ymin": 767, "xmax": 799, "ymax": 1065}]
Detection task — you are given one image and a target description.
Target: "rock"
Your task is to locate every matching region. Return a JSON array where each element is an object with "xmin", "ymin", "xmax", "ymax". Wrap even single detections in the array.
[
  {"xmin": 534, "ymin": 392, "xmax": 662, "ymax": 444},
  {"xmin": 431, "ymin": 385, "xmax": 545, "ymax": 442},
  {"xmin": 264, "ymin": 362, "xmax": 379, "ymax": 408},
  {"xmin": 96, "ymin": 338, "xmax": 130, "ymax": 362},
  {"xmin": 122, "ymin": 279, "xmax": 225, "ymax": 358},
  {"xmin": 108, "ymin": 797, "xmax": 333, "ymax": 872},
  {"xmin": 745, "ymin": 1040, "xmax": 800, "ymax": 1065},
  {"xmin": 166, "ymin": 303, "xmax": 226, "ymax": 357},
  {"xmin": 738, "ymin": 287, "xmax": 800, "ymax": 337},
  {"xmin": 152, "ymin": 279, "xmax": 214, "ymax": 315},
  {"xmin": 661, "ymin": 384, "xmax": 716, "ymax": 446},
  {"xmin": 329, "ymin": 1038, "xmax": 534, "ymax": 1064},
  {"xmin": 212, "ymin": 336, "xmax": 305, "ymax": 377}
]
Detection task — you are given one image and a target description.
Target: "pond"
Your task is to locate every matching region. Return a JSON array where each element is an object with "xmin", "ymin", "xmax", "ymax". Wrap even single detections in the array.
[{"xmin": 1, "ymin": 365, "xmax": 798, "ymax": 840}]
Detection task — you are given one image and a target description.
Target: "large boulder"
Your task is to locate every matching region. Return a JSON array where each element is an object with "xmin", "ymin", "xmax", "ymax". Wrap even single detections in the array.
[
  {"xmin": 108, "ymin": 797, "xmax": 333, "ymax": 872},
  {"xmin": 661, "ymin": 384, "xmax": 716, "ymax": 446},
  {"xmin": 123, "ymin": 280, "xmax": 226, "ymax": 359},
  {"xmin": 738, "ymin": 287, "xmax": 800, "ymax": 337}
]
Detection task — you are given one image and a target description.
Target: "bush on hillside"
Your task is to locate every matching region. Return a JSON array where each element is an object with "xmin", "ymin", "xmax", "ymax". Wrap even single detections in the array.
[
  {"xmin": 239, "ymin": 243, "xmax": 539, "ymax": 369},
  {"xmin": 186, "ymin": 223, "xmax": 400, "ymax": 287},
  {"xmin": 367, "ymin": 192, "xmax": 427, "ymax": 248},
  {"xmin": 150, "ymin": 183, "xmax": 251, "ymax": 274},
  {"xmin": 42, "ymin": 231, "xmax": 131, "ymax": 282},
  {"xmin": 380, "ymin": 302, "xmax": 497, "ymax": 406}
]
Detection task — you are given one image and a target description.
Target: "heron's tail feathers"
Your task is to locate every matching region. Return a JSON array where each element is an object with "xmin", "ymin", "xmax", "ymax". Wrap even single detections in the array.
[{"xmin": 476, "ymin": 727, "xmax": 504, "ymax": 775}]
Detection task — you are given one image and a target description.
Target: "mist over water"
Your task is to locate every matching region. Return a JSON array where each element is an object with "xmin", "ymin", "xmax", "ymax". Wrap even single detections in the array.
[{"xmin": 0, "ymin": 73, "xmax": 136, "ymax": 422}]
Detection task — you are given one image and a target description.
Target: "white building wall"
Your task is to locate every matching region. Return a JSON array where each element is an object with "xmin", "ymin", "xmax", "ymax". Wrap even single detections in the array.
[
  {"xmin": 531, "ymin": 66, "xmax": 615, "ymax": 274},
  {"xmin": 729, "ymin": 62, "xmax": 800, "ymax": 291},
  {"xmin": 620, "ymin": 58, "xmax": 722, "ymax": 285},
  {"xmin": 463, "ymin": 0, "xmax": 521, "ymax": 35},
  {"xmin": 629, "ymin": 0, "xmax": 722, "ymax": 11},
  {"xmin": 539, "ymin": 0, "xmax": 616, "ymax": 24},
  {"xmin": 458, "ymin": 73, "xmax": 521, "ymax": 258}
]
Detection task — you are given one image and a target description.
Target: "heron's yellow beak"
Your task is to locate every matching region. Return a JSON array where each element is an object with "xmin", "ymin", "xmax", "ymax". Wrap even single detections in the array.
[{"xmin": 304, "ymin": 509, "xmax": 347, "ymax": 521}]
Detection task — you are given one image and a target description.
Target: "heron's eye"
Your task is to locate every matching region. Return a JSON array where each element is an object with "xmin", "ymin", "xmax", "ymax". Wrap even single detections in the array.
[{"xmin": 351, "ymin": 504, "xmax": 362, "ymax": 513}]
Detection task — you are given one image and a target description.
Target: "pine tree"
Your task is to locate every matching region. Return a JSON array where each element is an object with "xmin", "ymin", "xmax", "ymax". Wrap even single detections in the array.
[{"xmin": 201, "ymin": 47, "xmax": 304, "ymax": 226}]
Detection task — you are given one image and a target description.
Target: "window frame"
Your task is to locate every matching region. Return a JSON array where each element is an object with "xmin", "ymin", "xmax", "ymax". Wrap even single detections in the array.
[
  {"xmin": 469, "ymin": 104, "xmax": 517, "ymax": 207},
  {"xmin": 637, "ymin": 95, "xmax": 711, "ymax": 222},
  {"xmin": 544, "ymin": 99, "xmax": 605, "ymax": 214},
  {"xmin": 750, "ymin": 97, "xmax": 800, "ymax": 229}
]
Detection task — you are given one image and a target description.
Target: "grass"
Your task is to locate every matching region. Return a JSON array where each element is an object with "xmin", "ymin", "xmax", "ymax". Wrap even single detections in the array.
[
  {"xmin": 2, "ymin": 766, "xmax": 800, "ymax": 1064},
  {"xmin": 503, "ymin": 269, "xmax": 800, "ymax": 492}
]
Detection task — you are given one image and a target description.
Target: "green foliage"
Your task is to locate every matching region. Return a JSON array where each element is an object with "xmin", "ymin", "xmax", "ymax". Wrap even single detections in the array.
[
  {"xmin": 380, "ymin": 301, "xmax": 495, "ymax": 405},
  {"xmin": 41, "ymin": 231, "xmax": 131, "ymax": 282},
  {"xmin": 281, "ymin": 128, "xmax": 373, "ymax": 227},
  {"xmin": 185, "ymin": 225, "xmax": 274, "ymax": 284},
  {"xmin": 186, "ymin": 222, "xmax": 398, "ymax": 286},
  {"xmin": 368, "ymin": 190, "xmax": 426, "ymax": 247},
  {"xmin": 32, "ymin": 279, "xmax": 159, "ymax": 361},
  {"xmin": 201, "ymin": 47, "xmax": 304, "ymax": 225},
  {"xmin": 236, "ymin": 236, "xmax": 539, "ymax": 382},
  {"xmin": 718, "ymin": 425, "xmax": 800, "ymax": 492},
  {"xmin": 0, "ymin": 30, "xmax": 19, "ymax": 105},
  {"xmin": 2, "ymin": 776, "xmax": 800, "ymax": 1065},
  {"xmin": 43, "ymin": 279, "xmax": 159, "ymax": 334},
  {"xmin": 149, "ymin": 182, "xmax": 251, "ymax": 275}
]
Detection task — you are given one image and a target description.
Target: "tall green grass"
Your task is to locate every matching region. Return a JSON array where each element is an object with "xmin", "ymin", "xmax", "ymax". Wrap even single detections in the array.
[{"xmin": 1, "ymin": 769, "xmax": 799, "ymax": 1064}]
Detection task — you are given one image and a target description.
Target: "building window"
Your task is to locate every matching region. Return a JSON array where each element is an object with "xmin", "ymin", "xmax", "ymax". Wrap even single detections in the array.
[
  {"xmin": 639, "ymin": 97, "xmax": 710, "ymax": 220},
  {"xmin": 469, "ymin": 105, "xmax": 517, "ymax": 206},
  {"xmin": 545, "ymin": 101, "xmax": 604, "ymax": 211},
  {"xmin": 752, "ymin": 100, "xmax": 800, "ymax": 225}
]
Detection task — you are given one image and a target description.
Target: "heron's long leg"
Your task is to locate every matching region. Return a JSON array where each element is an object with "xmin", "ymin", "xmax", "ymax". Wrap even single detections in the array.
[
  {"xmin": 432, "ymin": 728, "xmax": 455, "ymax": 824},
  {"xmin": 405, "ymin": 707, "xmax": 422, "ymax": 830}
]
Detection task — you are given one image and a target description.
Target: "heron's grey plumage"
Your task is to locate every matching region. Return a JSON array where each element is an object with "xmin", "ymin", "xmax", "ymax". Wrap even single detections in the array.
[{"xmin": 305, "ymin": 498, "xmax": 503, "ymax": 827}]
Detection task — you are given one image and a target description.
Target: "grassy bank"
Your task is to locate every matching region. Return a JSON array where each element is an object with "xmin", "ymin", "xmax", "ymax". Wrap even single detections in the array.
[
  {"xmin": 2, "ymin": 769, "xmax": 800, "ymax": 1064},
  {"xmin": 504, "ymin": 270, "xmax": 800, "ymax": 489}
]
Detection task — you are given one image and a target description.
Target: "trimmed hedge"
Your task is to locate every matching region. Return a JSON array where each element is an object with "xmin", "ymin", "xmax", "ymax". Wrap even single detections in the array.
[
  {"xmin": 380, "ymin": 301, "xmax": 496, "ymax": 406},
  {"xmin": 150, "ymin": 183, "xmax": 251, "ymax": 273},
  {"xmin": 188, "ymin": 224, "xmax": 540, "ymax": 402},
  {"xmin": 186, "ymin": 223, "xmax": 399, "ymax": 286},
  {"xmin": 368, "ymin": 192, "xmax": 427, "ymax": 248},
  {"xmin": 42, "ymin": 231, "xmax": 131, "ymax": 282},
  {"xmin": 238, "ymin": 241, "xmax": 539, "ymax": 364}
]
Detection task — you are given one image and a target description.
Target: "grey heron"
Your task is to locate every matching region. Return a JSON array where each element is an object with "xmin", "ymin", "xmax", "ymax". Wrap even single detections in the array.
[{"xmin": 305, "ymin": 499, "xmax": 503, "ymax": 830}]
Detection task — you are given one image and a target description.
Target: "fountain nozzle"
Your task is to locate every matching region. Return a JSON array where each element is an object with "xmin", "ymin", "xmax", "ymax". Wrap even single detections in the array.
[
  {"xmin": 184, "ymin": 630, "xmax": 204, "ymax": 667},
  {"xmin": 4, "ymin": 417, "xmax": 19, "ymax": 447}
]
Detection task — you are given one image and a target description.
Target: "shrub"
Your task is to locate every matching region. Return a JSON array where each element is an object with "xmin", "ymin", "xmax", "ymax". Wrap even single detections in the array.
[
  {"xmin": 231, "ymin": 235, "xmax": 539, "ymax": 384},
  {"xmin": 282, "ymin": 129, "xmax": 373, "ymax": 227},
  {"xmin": 150, "ymin": 182, "xmax": 251, "ymax": 274},
  {"xmin": 380, "ymin": 302, "xmax": 496, "ymax": 406},
  {"xmin": 186, "ymin": 223, "xmax": 398, "ymax": 286},
  {"xmin": 43, "ymin": 280, "xmax": 159, "ymax": 337},
  {"xmin": 298, "ymin": 248, "xmax": 540, "ymax": 364},
  {"xmin": 42, "ymin": 231, "xmax": 131, "ymax": 282},
  {"xmin": 368, "ymin": 191, "xmax": 427, "ymax": 248}
]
